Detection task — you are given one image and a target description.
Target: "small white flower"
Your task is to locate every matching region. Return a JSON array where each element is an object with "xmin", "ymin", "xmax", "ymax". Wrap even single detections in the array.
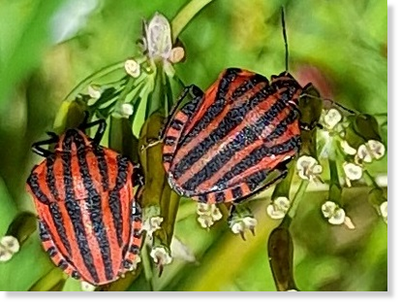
[
  {"xmin": 88, "ymin": 84, "xmax": 102, "ymax": 99},
  {"xmin": 196, "ymin": 203, "xmax": 223, "ymax": 229},
  {"xmin": 323, "ymin": 108, "xmax": 342, "ymax": 130},
  {"xmin": 367, "ymin": 140, "xmax": 385, "ymax": 160},
  {"xmin": 81, "ymin": 281, "xmax": 96, "ymax": 291},
  {"xmin": 142, "ymin": 216, "xmax": 163, "ymax": 238},
  {"xmin": 343, "ymin": 162, "xmax": 363, "ymax": 187},
  {"xmin": 340, "ymin": 140, "xmax": 357, "ymax": 155},
  {"xmin": 168, "ymin": 46, "xmax": 185, "ymax": 63},
  {"xmin": 321, "ymin": 201, "xmax": 345, "ymax": 225},
  {"xmin": 229, "ymin": 216, "xmax": 257, "ymax": 240},
  {"xmin": 266, "ymin": 196, "xmax": 291, "ymax": 220},
  {"xmin": 0, "ymin": 236, "xmax": 20, "ymax": 254},
  {"xmin": 296, "ymin": 155, "xmax": 323, "ymax": 181},
  {"xmin": 124, "ymin": 59, "xmax": 141, "ymax": 78},
  {"xmin": 120, "ymin": 103, "xmax": 134, "ymax": 118},
  {"xmin": 357, "ymin": 144, "xmax": 373, "ymax": 163},
  {"xmin": 379, "ymin": 201, "xmax": 387, "ymax": 223},
  {"xmin": 150, "ymin": 246, "xmax": 172, "ymax": 266}
]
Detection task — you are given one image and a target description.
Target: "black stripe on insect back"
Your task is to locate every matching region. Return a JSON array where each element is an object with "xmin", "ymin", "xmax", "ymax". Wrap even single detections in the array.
[
  {"xmin": 73, "ymin": 134, "xmax": 114, "ymax": 282},
  {"xmin": 173, "ymin": 82, "xmax": 275, "ymax": 179},
  {"xmin": 93, "ymin": 146, "xmax": 110, "ymax": 191},
  {"xmin": 48, "ymin": 202, "xmax": 73, "ymax": 256},
  {"xmin": 178, "ymin": 68, "xmax": 240, "ymax": 146},
  {"xmin": 216, "ymin": 135, "xmax": 301, "ymax": 190},
  {"xmin": 180, "ymin": 96, "xmax": 288, "ymax": 190},
  {"xmin": 61, "ymin": 142, "xmax": 100, "ymax": 283},
  {"xmin": 26, "ymin": 173, "xmax": 52, "ymax": 205},
  {"xmin": 45, "ymin": 155, "xmax": 60, "ymax": 201},
  {"xmin": 108, "ymin": 155, "xmax": 130, "ymax": 247}
]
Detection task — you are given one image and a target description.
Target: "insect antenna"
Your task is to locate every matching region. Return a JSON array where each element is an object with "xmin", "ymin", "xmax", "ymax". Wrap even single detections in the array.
[{"xmin": 281, "ymin": 6, "xmax": 289, "ymax": 72}]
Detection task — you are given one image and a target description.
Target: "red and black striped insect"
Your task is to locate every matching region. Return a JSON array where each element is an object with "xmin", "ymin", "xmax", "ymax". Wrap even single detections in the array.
[
  {"xmin": 148, "ymin": 9, "xmax": 308, "ymax": 205},
  {"xmin": 26, "ymin": 115, "xmax": 144, "ymax": 286}
]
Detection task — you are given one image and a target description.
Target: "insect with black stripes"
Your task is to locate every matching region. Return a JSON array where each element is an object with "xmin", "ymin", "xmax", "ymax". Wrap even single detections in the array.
[
  {"xmin": 145, "ymin": 8, "xmax": 313, "ymax": 205},
  {"xmin": 26, "ymin": 114, "xmax": 144, "ymax": 286}
]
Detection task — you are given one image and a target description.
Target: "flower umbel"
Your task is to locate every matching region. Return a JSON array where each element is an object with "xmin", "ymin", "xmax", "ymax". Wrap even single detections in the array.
[
  {"xmin": 196, "ymin": 203, "xmax": 223, "ymax": 229},
  {"xmin": 321, "ymin": 201, "xmax": 355, "ymax": 229},
  {"xmin": 296, "ymin": 155, "xmax": 322, "ymax": 181}
]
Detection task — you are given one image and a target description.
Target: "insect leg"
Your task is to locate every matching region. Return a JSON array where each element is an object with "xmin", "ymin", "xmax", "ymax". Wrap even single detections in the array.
[
  {"xmin": 31, "ymin": 132, "xmax": 59, "ymax": 157},
  {"xmin": 141, "ymin": 85, "xmax": 204, "ymax": 151},
  {"xmin": 79, "ymin": 117, "xmax": 107, "ymax": 145}
]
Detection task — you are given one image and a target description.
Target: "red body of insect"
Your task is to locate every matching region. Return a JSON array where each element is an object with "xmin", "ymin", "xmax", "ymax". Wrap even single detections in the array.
[
  {"xmin": 162, "ymin": 68, "xmax": 303, "ymax": 204},
  {"xmin": 26, "ymin": 126, "xmax": 143, "ymax": 286}
]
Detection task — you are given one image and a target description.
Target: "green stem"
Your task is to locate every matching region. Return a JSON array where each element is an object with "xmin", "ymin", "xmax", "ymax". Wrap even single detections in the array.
[
  {"xmin": 287, "ymin": 180, "xmax": 309, "ymax": 219},
  {"xmin": 364, "ymin": 169, "xmax": 380, "ymax": 189},
  {"xmin": 64, "ymin": 61, "xmax": 125, "ymax": 100},
  {"xmin": 141, "ymin": 243, "xmax": 154, "ymax": 291},
  {"xmin": 171, "ymin": 0, "xmax": 215, "ymax": 42}
]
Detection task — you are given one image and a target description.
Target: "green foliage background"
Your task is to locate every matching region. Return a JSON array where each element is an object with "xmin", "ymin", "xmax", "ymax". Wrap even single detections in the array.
[{"xmin": 0, "ymin": 0, "xmax": 387, "ymax": 291}]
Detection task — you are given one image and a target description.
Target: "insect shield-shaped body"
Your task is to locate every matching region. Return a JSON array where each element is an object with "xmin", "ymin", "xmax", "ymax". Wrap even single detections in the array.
[
  {"xmin": 26, "ymin": 118, "xmax": 143, "ymax": 286},
  {"xmin": 162, "ymin": 68, "xmax": 303, "ymax": 204}
]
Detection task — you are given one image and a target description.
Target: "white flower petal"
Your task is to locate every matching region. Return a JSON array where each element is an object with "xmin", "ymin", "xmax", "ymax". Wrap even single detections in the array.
[
  {"xmin": 267, "ymin": 204, "xmax": 286, "ymax": 219},
  {"xmin": 146, "ymin": 13, "xmax": 172, "ymax": 59},
  {"xmin": 124, "ymin": 59, "xmax": 141, "ymax": 78},
  {"xmin": 367, "ymin": 140, "xmax": 386, "ymax": 160},
  {"xmin": 343, "ymin": 162, "xmax": 363, "ymax": 181},
  {"xmin": 357, "ymin": 144, "xmax": 373, "ymax": 163},
  {"xmin": 340, "ymin": 140, "xmax": 357, "ymax": 155},
  {"xmin": 328, "ymin": 208, "xmax": 346, "ymax": 225},
  {"xmin": 321, "ymin": 201, "xmax": 337, "ymax": 218},
  {"xmin": 323, "ymin": 108, "xmax": 342, "ymax": 129},
  {"xmin": 0, "ymin": 236, "xmax": 20, "ymax": 254},
  {"xmin": 296, "ymin": 155, "xmax": 322, "ymax": 180},
  {"xmin": 150, "ymin": 246, "xmax": 172, "ymax": 265}
]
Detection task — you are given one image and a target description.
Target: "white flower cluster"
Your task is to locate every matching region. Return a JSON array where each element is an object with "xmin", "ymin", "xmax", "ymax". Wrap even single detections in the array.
[
  {"xmin": 321, "ymin": 201, "xmax": 355, "ymax": 229},
  {"xmin": 266, "ymin": 196, "xmax": 291, "ymax": 220},
  {"xmin": 296, "ymin": 155, "xmax": 323, "ymax": 181},
  {"xmin": 196, "ymin": 203, "xmax": 223, "ymax": 229}
]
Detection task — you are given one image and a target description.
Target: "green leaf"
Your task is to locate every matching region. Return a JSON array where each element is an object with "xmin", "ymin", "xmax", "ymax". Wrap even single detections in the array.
[{"xmin": 0, "ymin": 0, "xmax": 66, "ymax": 110}]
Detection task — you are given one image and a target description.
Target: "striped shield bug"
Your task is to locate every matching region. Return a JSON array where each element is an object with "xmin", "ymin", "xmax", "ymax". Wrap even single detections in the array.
[
  {"xmin": 143, "ymin": 8, "xmax": 315, "ymax": 205},
  {"xmin": 26, "ymin": 114, "xmax": 144, "ymax": 286}
]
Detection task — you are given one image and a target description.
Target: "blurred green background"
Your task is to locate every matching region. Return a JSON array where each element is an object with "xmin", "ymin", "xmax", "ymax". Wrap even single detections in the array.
[{"xmin": 0, "ymin": 0, "xmax": 386, "ymax": 291}]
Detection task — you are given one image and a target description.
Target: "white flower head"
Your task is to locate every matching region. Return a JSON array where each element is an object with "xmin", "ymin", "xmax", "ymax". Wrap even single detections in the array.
[
  {"xmin": 196, "ymin": 203, "xmax": 223, "ymax": 229},
  {"xmin": 267, "ymin": 196, "xmax": 291, "ymax": 220},
  {"xmin": 0, "ymin": 235, "xmax": 20, "ymax": 262},
  {"xmin": 229, "ymin": 215, "xmax": 257, "ymax": 240},
  {"xmin": 323, "ymin": 108, "xmax": 342, "ymax": 130},
  {"xmin": 81, "ymin": 281, "xmax": 96, "ymax": 291},
  {"xmin": 343, "ymin": 162, "xmax": 363, "ymax": 187},
  {"xmin": 124, "ymin": 59, "xmax": 141, "ymax": 78},
  {"xmin": 321, "ymin": 201, "xmax": 346, "ymax": 225},
  {"xmin": 0, "ymin": 236, "xmax": 20, "ymax": 254},
  {"xmin": 142, "ymin": 216, "xmax": 163, "ymax": 239},
  {"xmin": 357, "ymin": 144, "xmax": 373, "ymax": 163},
  {"xmin": 150, "ymin": 246, "xmax": 172, "ymax": 275},
  {"xmin": 379, "ymin": 201, "xmax": 387, "ymax": 224},
  {"xmin": 296, "ymin": 155, "xmax": 323, "ymax": 181},
  {"xmin": 367, "ymin": 140, "xmax": 385, "ymax": 160}
]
